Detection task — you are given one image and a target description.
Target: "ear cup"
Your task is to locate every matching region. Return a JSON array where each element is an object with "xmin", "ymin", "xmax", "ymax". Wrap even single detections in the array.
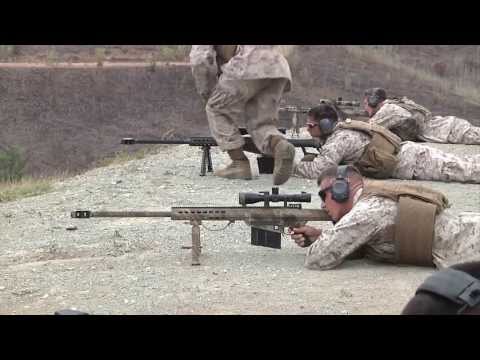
[
  {"xmin": 366, "ymin": 88, "xmax": 387, "ymax": 107},
  {"xmin": 318, "ymin": 118, "xmax": 336, "ymax": 135},
  {"xmin": 331, "ymin": 165, "xmax": 350, "ymax": 203},
  {"xmin": 368, "ymin": 94, "xmax": 381, "ymax": 108}
]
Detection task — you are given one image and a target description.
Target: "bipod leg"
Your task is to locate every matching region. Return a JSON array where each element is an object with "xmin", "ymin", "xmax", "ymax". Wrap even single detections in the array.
[
  {"xmin": 206, "ymin": 146, "xmax": 213, "ymax": 173},
  {"xmin": 200, "ymin": 146, "xmax": 207, "ymax": 176},
  {"xmin": 191, "ymin": 220, "xmax": 202, "ymax": 266}
]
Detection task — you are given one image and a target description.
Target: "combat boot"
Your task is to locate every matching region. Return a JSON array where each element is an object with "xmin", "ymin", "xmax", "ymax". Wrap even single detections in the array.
[
  {"xmin": 271, "ymin": 136, "xmax": 296, "ymax": 185},
  {"xmin": 214, "ymin": 160, "xmax": 253, "ymax": 180}
]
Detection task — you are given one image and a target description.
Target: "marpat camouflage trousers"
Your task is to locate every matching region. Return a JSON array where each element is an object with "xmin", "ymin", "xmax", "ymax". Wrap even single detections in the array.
[
  {"xmin": 420, "ymin": 116, "xmax": 480, "ymax": 145},
  {"xmin": 393, "ymin": 141, "xmax": 480, "ymax": 183},
  {"xmin": 205, "ymin": 77, "xmax": 288, "ymax": 155}
]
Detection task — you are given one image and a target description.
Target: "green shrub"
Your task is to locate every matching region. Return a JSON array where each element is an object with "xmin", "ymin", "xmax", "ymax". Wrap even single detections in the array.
[
  {"xmin": 0, "ymin": 147, "xmax": 27, "ymax": 182},
  {"xmin": 0, "ymin": 45, "xmax": 16, "ymax": 60}
]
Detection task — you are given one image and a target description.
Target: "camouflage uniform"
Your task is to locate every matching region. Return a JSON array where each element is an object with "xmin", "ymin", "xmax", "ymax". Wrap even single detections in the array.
[
  {"xmin": 370, "ymin": 99, "xmax": 480, "ymax": 145},
  {"xmin": 294, "ymin": 128, "xmax": 480, "ymax": 183},
  {"xmin": 189, "ymin": 45, "xmax": 292, "ymax": 155},
  {"xmin": 305, "ymin": 189, "xmax": 480, "ymax": 270}
]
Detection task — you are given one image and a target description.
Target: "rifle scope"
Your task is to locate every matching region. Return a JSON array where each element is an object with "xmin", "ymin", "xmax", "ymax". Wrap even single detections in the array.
[{"xmin": 239, "ymin": 187, "xmax": 311, "ymax": 206}]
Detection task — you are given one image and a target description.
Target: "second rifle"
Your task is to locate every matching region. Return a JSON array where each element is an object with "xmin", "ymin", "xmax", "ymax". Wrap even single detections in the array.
[{"xmin": 122, "ymin": 128, "xmax": 320, "ymax": 176}]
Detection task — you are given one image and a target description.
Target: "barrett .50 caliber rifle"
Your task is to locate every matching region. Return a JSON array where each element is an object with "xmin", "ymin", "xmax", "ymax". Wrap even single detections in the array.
[
  {"xmin": 279, "ymin": 97, "xmax": 369, "ymax": 133},
  {"xmin": 280, "ymin": 98, "xmax": 368, "ymax": 119},
  {"xmin": 122, "ymin": 127, "xmax": 320, "ymax": 176},
  {"xmin": 71, "ymin": 187, "xmax": 330, "ymax": 266}
]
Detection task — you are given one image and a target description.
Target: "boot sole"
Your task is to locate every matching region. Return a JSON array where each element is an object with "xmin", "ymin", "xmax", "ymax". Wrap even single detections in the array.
[{"xmin": 273, "ymin": 142, "xmax": 295, "ymax": 185}]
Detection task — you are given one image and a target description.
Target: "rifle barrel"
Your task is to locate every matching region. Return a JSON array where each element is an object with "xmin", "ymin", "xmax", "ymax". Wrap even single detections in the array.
[
  {"xmin": 71, "ymin": 211, "xmax": 172, "ymax": 218},
  {"xmin": 122, "ymin": 138, "xmax": 191, "ymax": 145},
  {"xmin": 93, "ymin": 211, "xmax": 173, "ymax": 217}
]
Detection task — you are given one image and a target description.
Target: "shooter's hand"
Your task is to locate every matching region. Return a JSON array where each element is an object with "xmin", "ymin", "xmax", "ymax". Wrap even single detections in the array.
[{"xmin": 289, "ymin": 225, "xmax": 321, "ymax": 248}]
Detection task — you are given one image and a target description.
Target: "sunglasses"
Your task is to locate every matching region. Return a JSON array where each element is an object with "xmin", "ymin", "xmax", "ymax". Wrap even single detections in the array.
[
  {"xmin": 318, "ymin": 186, "xmax": 333, "ymax": 202},
  {"xmin": 306, "ymin": 122, "xmax": 319, "ymax": 129}
]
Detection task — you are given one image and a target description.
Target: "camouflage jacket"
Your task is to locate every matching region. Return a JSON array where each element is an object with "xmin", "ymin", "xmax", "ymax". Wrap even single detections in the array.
[
  {"xmin": 369, "ymin": 100, "xmax": 414, "ymax": 131},
  {"xmin": 189, "ymin": 45, "xmax": 292, "ymax": 99},
  {"xmin": 369, "ymin": 98, "xmax": 436, "ymax": 141},
  {"xmin": 294, "ymin": 128, "xmax": 370, "ymax": 179},
  {"xmin": 305, "ymin": 190, "xmax": 480, "ymax": 270}
]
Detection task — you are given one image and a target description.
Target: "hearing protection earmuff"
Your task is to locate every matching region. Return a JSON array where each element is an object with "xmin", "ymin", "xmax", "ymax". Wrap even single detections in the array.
[
  {"xmin": 318, "ymin": 118, "xmax": 337, "ymax": 136},
  {"xmin": 367, "ymin": 93, "xmax": 382, "ymax": 108},
  {"xmin": 331, "ymin": 165, "xmax": 350, "ymax": 203},
  {"xmin": 366, "ymin": 87, "xmax": 387, "ymax": 108}
]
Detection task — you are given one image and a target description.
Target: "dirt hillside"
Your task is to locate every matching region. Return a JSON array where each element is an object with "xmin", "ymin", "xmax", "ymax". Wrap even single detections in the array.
[{"xmin": 1, "ymin": 45, "xmax": 479, "ymax": 177}]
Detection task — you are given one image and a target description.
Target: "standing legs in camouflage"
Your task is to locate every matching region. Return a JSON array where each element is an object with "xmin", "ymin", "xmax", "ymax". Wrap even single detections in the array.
[
  {"xmin": 244, "ymin": 78, "xmax": 296, "ymax": 185},
  {"xmin": 393, "ymin": 142, "xmax": 480, "ymax": 183},
  {"xmin": 205, "ymin": 77, "xmax": 295, "ymax": 184}
]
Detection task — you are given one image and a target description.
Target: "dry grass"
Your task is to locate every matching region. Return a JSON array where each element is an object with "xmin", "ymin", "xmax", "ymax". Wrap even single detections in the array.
[
  {"xmin": 0, "ymin": 145, "xmax": 168, "ymax": 203},
  {"xmin": 155, "ymin": 45, "xmax": 190, "ymax": 62},
  {"xmin": 45, "ymin": 47, "xmax": 59, "ymax": 65},
  {"xmin": 343, "ymin": 45, "xmax": 480, "ymax": 106},
  {"xmin": 93, "ymin": 145, "xmax": 166, "ymax": 168},
  {"xmin": 0, "ymin": 177, "xmax": 54, "ymax": 203},
  {"xmin": 95, "ymin": 47, "xmax": 106, "ymax": 67}
]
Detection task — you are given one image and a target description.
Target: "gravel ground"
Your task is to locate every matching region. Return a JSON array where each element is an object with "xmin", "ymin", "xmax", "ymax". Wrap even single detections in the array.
[{"xmin": 0, "ymin": 140, "xmax": 479, "ymax": 315}]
